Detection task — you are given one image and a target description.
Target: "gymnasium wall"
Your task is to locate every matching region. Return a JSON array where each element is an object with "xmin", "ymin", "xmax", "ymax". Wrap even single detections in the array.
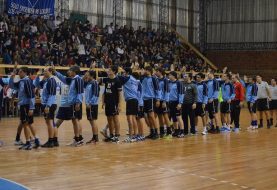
[
  {"xmin": 206, "ymin": 50, "xmax": 277, "ymax": 81},
  {"xmin": 68, "ymin": 0, "xmax": 200, "ymax": 44},
  {"xmin": 206, "ymin": 0, "xmax": 277, "ymax": 50}
]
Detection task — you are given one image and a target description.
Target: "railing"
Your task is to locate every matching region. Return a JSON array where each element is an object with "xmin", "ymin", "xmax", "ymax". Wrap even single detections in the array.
[
  {"xmin": 169, "ymin": 27, "xmax": 218, "ymax": 70},
  {"xmin": 0, "ymin": 64, "xmax": 104, "ymax": 77},
  {"xmin": 0, "ymin": 64, "xmax": 223, "ymax": 77}
]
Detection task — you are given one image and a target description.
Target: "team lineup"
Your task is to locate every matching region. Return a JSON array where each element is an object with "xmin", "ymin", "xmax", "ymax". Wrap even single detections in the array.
[{"xmin": 1, "ymin": 64, "xmax": 277, "ymax": 150}]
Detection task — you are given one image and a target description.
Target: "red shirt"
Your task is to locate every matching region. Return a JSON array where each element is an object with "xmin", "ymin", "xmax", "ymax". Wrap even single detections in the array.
[{"xmin": 234, "ymin": 81, "xmax": 244, "ymax": 101}]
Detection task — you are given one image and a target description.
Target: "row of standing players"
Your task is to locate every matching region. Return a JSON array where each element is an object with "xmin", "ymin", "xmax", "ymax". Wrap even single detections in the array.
[{"xmin": 4, "ymin": 65, "xmax": 277, "ymax": 149}]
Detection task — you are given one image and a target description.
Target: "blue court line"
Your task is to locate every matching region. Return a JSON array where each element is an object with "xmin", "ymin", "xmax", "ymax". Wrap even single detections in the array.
[{"xmin": 0, "ymin": 178, "xmax": 30, "ymax": 190}]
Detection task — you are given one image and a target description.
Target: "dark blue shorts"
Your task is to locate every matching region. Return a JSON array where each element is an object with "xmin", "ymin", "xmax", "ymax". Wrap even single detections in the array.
[
  {"xmin": 56, "ymin": 106, "xmax": 74, "ymax": 120},
  {"xmin": 20, "ymin": 105, "xmax": 33, "ymax": 124}
]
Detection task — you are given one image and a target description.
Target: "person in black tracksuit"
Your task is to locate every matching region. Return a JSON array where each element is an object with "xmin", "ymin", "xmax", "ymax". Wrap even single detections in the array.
[{"xmin": 182, "ymin": 73, "xmax": 198, "ymax": 135}]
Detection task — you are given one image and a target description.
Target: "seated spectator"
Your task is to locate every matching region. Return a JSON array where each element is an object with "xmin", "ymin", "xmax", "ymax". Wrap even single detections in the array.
[
  {"xmin": 3, "ymin": 49, "xmax": 12, "ymax": 64},
  {"xmin": 0, "ymin": 14, "xmax": 210, "ymax": 73}
]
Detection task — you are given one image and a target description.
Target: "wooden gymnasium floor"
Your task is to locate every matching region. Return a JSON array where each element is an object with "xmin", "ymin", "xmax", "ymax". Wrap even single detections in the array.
[{"xmin": 0, "ymin": 108, "xmax": 277, "ymax": 190}]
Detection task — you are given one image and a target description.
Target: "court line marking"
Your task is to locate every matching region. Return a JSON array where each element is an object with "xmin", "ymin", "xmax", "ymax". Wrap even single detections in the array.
[
  {"xmin": 241, "ymin": 186, "xmax": 249, "ymax": 189},
  {"xmin": 113, "ymin": 160, "xmax": 254, "ymax": 189},
  {"xmin": 209, "ymin": 177, "xmax": 217, "ymax": 181},
  {"xmin": 0, "ymin": 178, "xmax": 30, "ymax": 190}
]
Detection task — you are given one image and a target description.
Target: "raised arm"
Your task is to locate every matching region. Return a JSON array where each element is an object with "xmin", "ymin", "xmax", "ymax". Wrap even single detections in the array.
[
  {"xmin": 55, "ymin": 71, "xmax": 68, "ymax": 84},
  {"xmin": 34, "ymin": 76, "xmax": 44, "ymax": 89}
]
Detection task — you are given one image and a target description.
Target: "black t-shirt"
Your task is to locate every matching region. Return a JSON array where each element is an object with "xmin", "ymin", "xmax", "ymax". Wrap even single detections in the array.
[{"xmin": 102, "ymin": 77, "xmax": 122, "ymax": 105}]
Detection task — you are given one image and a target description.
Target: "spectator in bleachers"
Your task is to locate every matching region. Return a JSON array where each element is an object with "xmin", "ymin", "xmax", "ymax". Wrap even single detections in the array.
[{"xmin": 0, "ymin": 14, "xmax": 208, "ymax": 73}]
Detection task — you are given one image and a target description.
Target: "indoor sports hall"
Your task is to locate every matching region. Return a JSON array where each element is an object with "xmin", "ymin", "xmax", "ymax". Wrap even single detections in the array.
[{"xmin": 0, "ymin": 0, "xmax": 276, "ymax": 190}]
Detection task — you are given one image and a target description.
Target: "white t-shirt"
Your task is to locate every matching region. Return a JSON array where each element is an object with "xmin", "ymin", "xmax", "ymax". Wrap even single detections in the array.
[
  {"xmin": 78, "ymin": 44, "xmax": 86, "ymax": 55},
  {"xmin": 55, "ymin": 20, "xmax": 61, "ymax": 29},
  {"xmin": 257, "ymin": 81, "xmax": 269, "ymax": 99},
  {"xmin": 108, "ymin": 26, "xmax": 113, "ymax": 34},
  {"xmin": 117, "ymin": 47, "xmax": 124, "ymax": 54},
  {"xmin": 269, "ymin": 85, "xmax": 277, "ymax": 100},
  {"xmin": 30, "ymin": 25, "xmax": 38, "ymax": 33}
]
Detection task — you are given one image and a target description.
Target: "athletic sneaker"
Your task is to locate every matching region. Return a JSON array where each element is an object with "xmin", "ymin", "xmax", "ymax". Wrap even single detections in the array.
[
  {"xmin": 201, "ymin": 130, "xmax": 208, "ymax": 135},
  {"xmin": 145, "ymin": 133, "xmax": 153, "ymax": 139},
  {"xmin": 221, "ymin": 126, "xmax": 231, "ymax": 132},
  {"xmin": 66, "ymin": 139, "xmax": 78, "ymax": 146},
  {"xmin": 138, "ymin": 135, "xmax": 144, "ymax": 141},
  {"xmin": 201, "ymin": 127, "xmax": 208, "ymax": 135},
  {"xmin": 177, "ymin": 133, "xmax": 185, "ymax": 138},
  {"xmin": 133, "ymin": 135, "xmax": 140, "ymax": 142},
  {"xmin": 86, "ymin": 138, "xmax": 98, "ymax": 144},
  {"xmin": 131, "ymin": 136, "xmax": 138, "ymax": 143},
  {"xmin": 172, "ymin": 131, "xmax": 179, "ymax": 137},
  {"xmin": 103, "ymin": 136, "xmax": 112, "ymax": 142},
  {"xmin": 19, "ymin": 144, "xmax": 32, "ymax": 150},
  {"xmin": 216, "ymin": 126, "xmax": 220, "ymax": 133},
  {"xmin": 33, "ymin": 138, "xmax": 40, "ymax": 149},
  {"xmin": 75, "ymin": 140, "xmax": 85, "ymax": 147},
  {"xmin": 160, "ymin": 133, "xmax": 165, "ymax": 138},
  {"xmin": 164, "ymin": 134, "xmax": 173, "ymax": 139},
  {"xmin": 53, "ymin": 141, "xmax": 59, "ymax": 147},
  {"xmin": 14, "ymin": 140, "xmax": 24, "ymax": 146},
  {"xmin": 208, "ymin": 128, "xmax": 216, "ymax": 134},
  {"xmin": 233, "ymin": 128, "xmax": 240, "ymax": 133},
  {"xmin": 123, "ymin": 137, "xmax": 132, "ymax": 143},
  {"xmin": 151, "ymin": 134, "xmax": 159, "ymax": 140},
  {"xmin": 41, "ymin": 141, "xmax": 54, "ymax": 148},
  {"xmin": 111, "ymin": 136, "xmax": 120, "ymax": 143}
]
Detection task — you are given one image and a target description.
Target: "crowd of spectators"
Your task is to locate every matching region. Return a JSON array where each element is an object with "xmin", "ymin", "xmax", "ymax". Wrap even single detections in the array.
[{"xmin": 0, "ymin": 13, "xmax": 211, "ymax": 72}]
